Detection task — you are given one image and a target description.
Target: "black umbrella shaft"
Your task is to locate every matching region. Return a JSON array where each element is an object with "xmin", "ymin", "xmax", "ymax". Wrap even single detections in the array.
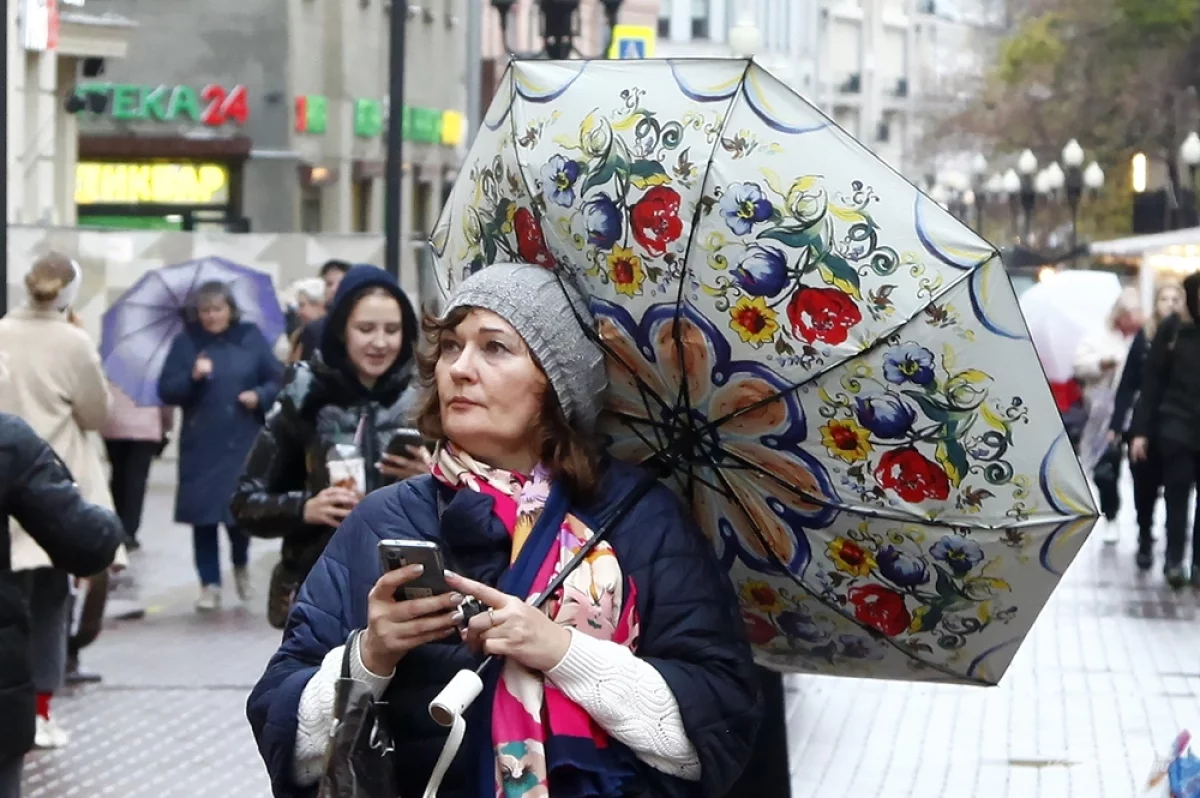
[
  {"xmin": 384, "ymin": 2, "xmax": 408, "ymax": 282},
  {"xmin": 1, "ymin": 4, "xmax": 8, "ymax": 316}
]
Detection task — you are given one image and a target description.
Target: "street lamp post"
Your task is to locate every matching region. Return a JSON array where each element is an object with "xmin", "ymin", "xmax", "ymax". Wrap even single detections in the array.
[
  {"xmin": 970, "ymin": 153, "xmax": 989, "ymax": 232},
  {"xmin": 1017, "ymin": 148, "xmax": 1038, "ymax": 242},
  {"xmin": 1060, "ymin": 139, "xmax": 1085, "ymax": 266},
  {"xmin": 383, "ymin": 2, "xmax": 411, "ymax": 282},
  {"xmin": 1002, "ymin": 168, "xmax": 1022, "ymax": 242},
  {"xmin": 1181, "ymin": 132, "xmax": 1200, "ymax": 226}
]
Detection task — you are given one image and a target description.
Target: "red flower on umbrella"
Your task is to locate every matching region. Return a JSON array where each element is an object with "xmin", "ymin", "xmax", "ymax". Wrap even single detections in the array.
[
  {"xmin": 741, "ymin": 611, "xmax": 779, "ymax": 646},
  {"xmin": 786, "ymin": 286, "xmax": 862, "ymax": 345},
  {"xmin": 874, "ymin": 448, "xmax": 951, "ymax": 503},
  {"xmin": 513, "ymin": 207, "xmax": 554, "ymax": 268},
  {"xmin": 630, "ymin": 186, "xmax": 684, "ymax": 256},
  {"xmin": 847, "ymin": 584, "xmax": 911, "ymax": 637}
]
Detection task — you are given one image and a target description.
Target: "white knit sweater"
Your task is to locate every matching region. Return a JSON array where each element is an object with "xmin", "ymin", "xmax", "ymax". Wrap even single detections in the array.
[{"xmin": 292, "ymin": 628, "xmax": 702, "ymax": 786}]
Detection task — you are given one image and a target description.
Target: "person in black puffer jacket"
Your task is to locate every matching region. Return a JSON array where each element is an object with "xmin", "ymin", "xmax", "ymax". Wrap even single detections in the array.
[
  {"xmin": 1131, "ymin": 272, "xmax": 1200, "ymax": 589},
  {"xmin": 0, "ymin": 413, "xmax": 123, "ymax": 798},
  {"xmin": 232, "ymin": 265, "xmax": 426, "ymax": 627}
]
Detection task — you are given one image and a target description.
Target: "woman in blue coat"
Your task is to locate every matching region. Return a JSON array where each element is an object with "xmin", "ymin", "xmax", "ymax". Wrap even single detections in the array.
[
  {"xmin": 247, "ymin": 264, "xmax": 760, "ymax": 798},
  {"xmin": 158, "ymin": 281, "xmax": 282, "ymax": 611}
]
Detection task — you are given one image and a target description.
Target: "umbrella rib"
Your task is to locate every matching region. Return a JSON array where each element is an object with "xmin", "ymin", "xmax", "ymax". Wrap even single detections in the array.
[
  {"xmin": 666, "ymin": 59, "xmax": 756, "ymax": 427},
  {"xmin": 711, "ymin": 468, "xmax": 986, "ymax": 684},
  {"xmin": 702, "ymin": 264, "xmax": 981, "ymax": 433},
  {"xmin": 149, "ymin": 267, "xmax": 188, "ymax": 307},
  {"xmin": 103, "ymin": 313, "xmax": 182, "ymax": 348}
]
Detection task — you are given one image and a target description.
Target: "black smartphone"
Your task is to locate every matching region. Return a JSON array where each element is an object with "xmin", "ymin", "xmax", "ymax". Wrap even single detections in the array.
[
  {"xmin": 378, "ymin": 539, "xmax": 450, "ymax": 600},
  {"xmin": 386, "ymin": 428, "xmax": 433, "ymax": 457}
]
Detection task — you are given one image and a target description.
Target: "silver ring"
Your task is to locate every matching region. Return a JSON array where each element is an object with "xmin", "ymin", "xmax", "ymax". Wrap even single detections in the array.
[{"xmin": 488, "ymin": 608, "xmax": 496, "ymax": 626}]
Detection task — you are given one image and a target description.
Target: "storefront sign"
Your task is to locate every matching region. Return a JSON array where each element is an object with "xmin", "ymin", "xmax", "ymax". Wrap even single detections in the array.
[
  {"xmin": 77, "ymin": 83, "xmax": 249, "ymax": 126},
  {"xmin": 295, "ymin": 95, "xmax": 327, "ymax": 134},
  {"xmin": 354, "ymin": 99, "xmax": 385, "ymax": 138},
  {"xmin": 347, "ymin": 99, "xmax": 465, "ymax": 146},
  {"xmin": 18, "ymin": 0, "xmax": 58, "ymax": 52},
  {"xmin": 75, "ymin": 162, "xmax": 231, "ymax": 205}
]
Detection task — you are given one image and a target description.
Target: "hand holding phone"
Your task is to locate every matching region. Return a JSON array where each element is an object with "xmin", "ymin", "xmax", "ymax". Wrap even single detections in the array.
[
  {"xmin": 378, "ymin": 539, "xmax": 450, "ymax": 600},
  {"xmin": 362, "ymin": 559, "xmax": 462, "ymax": 675}
]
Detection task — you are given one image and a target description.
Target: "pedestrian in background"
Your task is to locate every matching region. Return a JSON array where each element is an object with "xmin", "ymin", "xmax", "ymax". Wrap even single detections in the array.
[
  {"xmin": 292, "ymin": 260, "xmax": 349, "ymax": 362},
  {"xmin": 1110, "ymin": 281, "xmax": 1184, "ymax": 571},
  {"xmin": 0, "ymin": 413, "xmax": 123, "ymax": 798},
  {"xmin": 233, "ymin": 266, "xmax": 424, "ymax": 628},
  {"xmin": 1073, "ymin": 287, "xmax": 1142, "ymax": 543},
  {"xmin": 0, "ymin": 254, "xmax": 117, "ymax": 748},
  {"xmin": 284, "ymin": 278, "xmax": 327, "ymax": 362},
  {"xmin": 1131, "ymin": 272, "xmax": 1200, "ymax": 589},
  {"xmin": 102, "ymin": 384, "xmax": 174, "ymax": 553},
  {"xmin": 158, "ymin": 281, "xmax": 282, "ymax": 612}
]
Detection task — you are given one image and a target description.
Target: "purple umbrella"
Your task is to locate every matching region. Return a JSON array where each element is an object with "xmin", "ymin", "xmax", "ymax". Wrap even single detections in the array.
[{"xmin": 101, "ymin": 257, "xmax": 285, "ymax": 406}]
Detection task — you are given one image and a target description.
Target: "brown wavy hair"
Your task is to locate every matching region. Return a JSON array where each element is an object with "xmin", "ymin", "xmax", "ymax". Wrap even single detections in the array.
[
  {"xmin": 24, "ymin": 253, "xmax": 75, "ymax": 305},
  {"xmin": 414, "ymin": 306, "xmax": 602, "ymax": 503}
]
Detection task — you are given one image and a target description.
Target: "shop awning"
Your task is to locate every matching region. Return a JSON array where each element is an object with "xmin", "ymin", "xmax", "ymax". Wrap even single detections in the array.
[
  {"xmin": 56, "ymin": 10, "xmax": 137, "ymax": 59},
  {"xmin": 1090, "ymin": 227, "xmax": 1200, "ymax": 259}
]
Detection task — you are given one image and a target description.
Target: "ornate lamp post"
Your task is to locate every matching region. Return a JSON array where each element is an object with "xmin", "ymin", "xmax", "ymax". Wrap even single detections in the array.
[
  {"xmin": 1181, "ymin": 132, "xmax": 1200, "ymax": 226},
  {"xmin": 491, "ymin": 0, "xmax": 625, "ymax": 59},
  {"xmin": 969, "ymin": 153, "xmax": 988, "ymax": 231},
  {"xmin": 1016, "ymin": 148, "xmax": 1038, "ymax": 242},
  {"xmin": 1001, "ymin": 168, "xmax": 1022, "ymax": 242}
]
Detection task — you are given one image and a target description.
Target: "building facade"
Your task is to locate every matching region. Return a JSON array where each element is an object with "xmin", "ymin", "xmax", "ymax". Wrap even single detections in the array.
[
  {"xmin": 34, "ymin": 0, "xmax": 467, "ymax": 277},
  {"xmin": 7, "ymin": 0, "xmax": 137, "ymax": 226},
  {"xmin": 654, "ymin": 0, "xmax": 1006, "ymax": 179}
]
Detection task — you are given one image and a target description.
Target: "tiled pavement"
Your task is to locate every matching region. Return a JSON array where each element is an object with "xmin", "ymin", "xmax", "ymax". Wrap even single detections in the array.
[{"xmin": 21, "ymin": 467, "xmax": 1194, "ymax": 797}]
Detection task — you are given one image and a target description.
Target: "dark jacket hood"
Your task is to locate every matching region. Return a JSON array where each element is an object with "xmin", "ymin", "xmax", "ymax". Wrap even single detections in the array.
[
  {"xmin": 318, "ymin": 265, "xmax": 419, "ymax": 397},
  {"xmin": 1184, "ymin": 272, "xmax": 1200, "ymax": 324}
]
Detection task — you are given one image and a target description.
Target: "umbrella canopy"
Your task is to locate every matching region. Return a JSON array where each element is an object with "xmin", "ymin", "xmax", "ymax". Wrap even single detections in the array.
[
  {"xmin": 1018, "ymin": 270, "xmax": 1122, "ymax": 384},
  {"xmin": 101, "ymin": 257, "xmax": 286, "ymax": 406},
  {"xmin": 431, "ymin": 58, "xmax": 1096, "ymax": 685}
]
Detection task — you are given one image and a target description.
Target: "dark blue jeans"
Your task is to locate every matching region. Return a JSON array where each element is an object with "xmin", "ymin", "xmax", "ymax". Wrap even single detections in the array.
[{"xmin": 192, "ymin": 524, "xmax": 250, "ymax": 587}]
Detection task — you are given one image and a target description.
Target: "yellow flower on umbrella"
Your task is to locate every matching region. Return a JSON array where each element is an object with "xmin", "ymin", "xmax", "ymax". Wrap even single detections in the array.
[
  {"xmin": 606, "ymin": 245, "xmax": 646, "ymax": 297},
  {"xmin": 820, "ymin": 418, "xmax": 872, "ymax": 463},
  {"xmin": 740, "ymin": 579, "xmax": 785, "ymax": 614},
  {"xmin": 826, "ymin": 537, "xmax": 877, "ymax": 578},
  {"xmin": 729, "ymin": 296, "xmax": 779, "ymax": 347}
]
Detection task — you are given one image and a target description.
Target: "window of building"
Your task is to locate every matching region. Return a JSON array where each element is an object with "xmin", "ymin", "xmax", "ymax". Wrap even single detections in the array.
[
  {"xmin": 691, "ymin": 0, "xmax": 710, "ymax": 39},
  {"xmin": 300, "ymin": 185, "xmax": 322, "ymax": 232},
  {"xmin": 657, "ymin": 3, "xmax": 670, "ymax": 38},
  {"xmin": 352, "ymin": 179, "xmax": 372, "ymax": 232}
]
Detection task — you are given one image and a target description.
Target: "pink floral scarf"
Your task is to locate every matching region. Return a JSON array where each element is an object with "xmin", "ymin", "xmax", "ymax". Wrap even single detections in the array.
[{"xmin": 430, "ymin": 443, "xmax": 640, "ymax": 797}]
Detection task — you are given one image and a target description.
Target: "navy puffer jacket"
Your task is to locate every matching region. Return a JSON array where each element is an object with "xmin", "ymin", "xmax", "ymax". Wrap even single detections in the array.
[{"xmin": 246, "ymin": 461, "xmax": 762, "ymax": 798}]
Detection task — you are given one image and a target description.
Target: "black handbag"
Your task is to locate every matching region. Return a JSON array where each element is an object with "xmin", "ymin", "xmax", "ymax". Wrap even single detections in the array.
[
  {"xmin": 1093, "ymin": 442, "xmax": 1122, "ymax": 490},
  {"xmin": 317, "ymin": 631, "xmax": 398, "ymax": 798}
]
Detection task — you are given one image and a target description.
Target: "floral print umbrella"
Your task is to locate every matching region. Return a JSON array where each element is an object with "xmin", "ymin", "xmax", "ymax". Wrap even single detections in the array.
[{"xmin": 430, "ymin": 58, "xmax": 1097, "ymax": 685}]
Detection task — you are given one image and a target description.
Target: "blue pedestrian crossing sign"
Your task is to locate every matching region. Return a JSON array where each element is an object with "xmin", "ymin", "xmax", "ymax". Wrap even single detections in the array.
[{"xmin": 608, "ymin": 25, "xmax": 656, "ymax": 60}]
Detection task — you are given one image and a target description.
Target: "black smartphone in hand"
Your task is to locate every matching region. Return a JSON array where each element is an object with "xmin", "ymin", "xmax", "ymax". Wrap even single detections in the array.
[
  {"xmin": 378, "ymin": 539, "xmax": 450, "ymax": 600},
  {"xmin": 386, "ymin": 429, "xmax": 432, "ymax": 458}
]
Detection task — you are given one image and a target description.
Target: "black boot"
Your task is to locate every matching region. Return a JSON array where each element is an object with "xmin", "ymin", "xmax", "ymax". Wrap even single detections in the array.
[
  {"xmin": 1136, "ymin": 534, "xmax": 1154, "ymax": 571},
  {"xmin": 1166, "ymin": 562, "xmax": 1189, "ymax": 590}
]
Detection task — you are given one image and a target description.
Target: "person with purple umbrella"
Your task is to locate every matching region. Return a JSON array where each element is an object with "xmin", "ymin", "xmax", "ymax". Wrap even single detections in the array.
[{"xmin": 157, "ymin": 281, "xmax": 282, "ymax": 612}]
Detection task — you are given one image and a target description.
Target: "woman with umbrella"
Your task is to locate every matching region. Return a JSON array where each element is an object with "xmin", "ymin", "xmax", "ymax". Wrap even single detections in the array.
[
  {"xmin": 158, "ymin": 281, "xmax": 282, "ymax": 611},
  {"xmin": 231, "ymin": 266, "xmax": 428, "ymax": 629},
  {"xmin": 247, "ymin": 264, "xmax": 760, "ymax": 798}
]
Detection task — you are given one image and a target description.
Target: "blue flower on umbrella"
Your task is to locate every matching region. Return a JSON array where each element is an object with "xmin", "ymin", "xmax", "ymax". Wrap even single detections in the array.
[
  {"xmin": 930, "ymin": 535, "xmax": 984, "ymax": 576},
  {"xmin": 777, "ymin": 609, "xmax": 829, "ymax": 644},
  {"xmin": 855, "ymin": 394, "xmax": 917, "ymax": 439},
  {"xmin": 732, "ymin": 244, "xmax": 790, "ymax": 297},
  {"xmin": 582, "ymin": 193, "xmax": 622, "ymax": 250},
  {"xmin": 883, "ymin": 343, "xmax": 936, "ymax": 386},
  {"xmin": 542, "ymin": 154, "xmax": 582, "ymax": 207},
  {"xmin": 837, "ymin": 634, "xmax": 887, "ymax": 660},
  {"xmin": 720, "ymin": 182, "xmax": 773, "ymax": 235},
  {"xmin": 876, "ymin": 545, "xmax": 930, "ymax": 587}
]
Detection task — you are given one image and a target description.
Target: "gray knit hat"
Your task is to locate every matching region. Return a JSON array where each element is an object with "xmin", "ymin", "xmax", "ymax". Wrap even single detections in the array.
[{"xmin": 441, "ymin": 263, "xmax": 607, "ymax": 432}]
